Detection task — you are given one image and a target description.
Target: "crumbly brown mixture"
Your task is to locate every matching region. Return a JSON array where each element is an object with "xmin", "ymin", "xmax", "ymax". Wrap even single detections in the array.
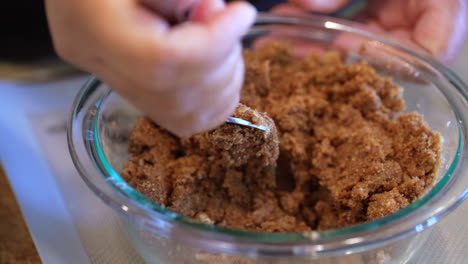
[{"xmin": 122, "ymin": 43, "xmax": 440, "ymax": 232}]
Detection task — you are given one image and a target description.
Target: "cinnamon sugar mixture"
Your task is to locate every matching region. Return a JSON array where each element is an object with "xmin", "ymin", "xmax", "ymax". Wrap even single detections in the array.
[{"xmin": 122, "ymin": 43, "xmax": 440, "ymax": 232}]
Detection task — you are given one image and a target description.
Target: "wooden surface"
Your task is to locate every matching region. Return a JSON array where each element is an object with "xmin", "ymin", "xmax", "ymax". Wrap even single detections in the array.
[
  {"xmin": 0, "ymin": 166, "xmax": 41, "ymax": 263},
  {"xmin": 0, "ymin": 60, "xmax": 80, "ymax": 82}
]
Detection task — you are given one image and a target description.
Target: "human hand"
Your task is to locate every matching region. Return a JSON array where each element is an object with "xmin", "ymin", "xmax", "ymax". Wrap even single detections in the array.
[
  {"xmin": 275, "ymin": 0, "xmax": 467, "ymax": 63},
  {"xmin": 45, "ymin": 0, "xmax": 256, "ymax": 137}
]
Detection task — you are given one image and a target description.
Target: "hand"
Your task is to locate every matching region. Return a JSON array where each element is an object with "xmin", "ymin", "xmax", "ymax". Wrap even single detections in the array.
[
  {"xmin": 278, "ymin": 0, "xmax": 467, "ymax": 63},
  {"xmin": 45, "ymin": 0, "xmax": 256, "ymax": 137}
]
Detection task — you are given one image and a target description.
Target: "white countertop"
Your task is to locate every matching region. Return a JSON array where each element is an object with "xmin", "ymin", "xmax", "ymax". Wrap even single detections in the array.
[{"xmin": 1, "ymin": 44, "xmax": 468, "ymax": 263}]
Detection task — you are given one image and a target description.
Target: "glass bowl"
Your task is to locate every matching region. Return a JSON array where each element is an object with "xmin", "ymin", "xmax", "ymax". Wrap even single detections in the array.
[{"xmin": 68, "ymin": 14, "xmax": 468, "ymax": 264}]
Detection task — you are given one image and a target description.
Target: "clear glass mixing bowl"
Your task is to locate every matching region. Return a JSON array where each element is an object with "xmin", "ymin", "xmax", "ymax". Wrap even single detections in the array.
[{"xmin": 68, "ymin": 14, "xmax": 468, "ymax": 264}]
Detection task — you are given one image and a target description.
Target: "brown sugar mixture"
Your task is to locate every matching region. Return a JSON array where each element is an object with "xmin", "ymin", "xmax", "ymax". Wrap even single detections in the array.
[{"xmin": 122, "ymin": 43, "xmax": 440, "ymax": 232}]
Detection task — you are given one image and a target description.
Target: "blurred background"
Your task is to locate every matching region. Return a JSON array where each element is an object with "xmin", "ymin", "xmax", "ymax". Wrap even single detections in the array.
[
  {"xmin": 1, "ymin": 1, "xmax": 467, "ymax": 263},
  {"xmin": 1, "ymin": 1, "xmax": 54, "ymax": 62}
]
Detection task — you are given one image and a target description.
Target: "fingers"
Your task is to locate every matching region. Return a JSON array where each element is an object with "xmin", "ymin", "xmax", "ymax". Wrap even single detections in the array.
[
  {"xmin": 412, "ymin": 0, "xmax": 467, "ymax": 63},
  {"xmin": 290, "ymin": 0, "xmax": 351, "ymax": 13},
  {"xmin": 253, "ymin": 4, "xmax": 328, "ymax": 58},
  {"xmin": 364, "ymin": 0, "xmax": 467, "ymax": 63},
  {"xmin": 189, "ymin": 0, "xmax": 225, "ymax": 22},
  {"xmin": 365, "ymin": 0, "xmax": 409, "ymax": 29},
  {"xmin": 140, "ymin": 0, "xmax": 199, "ymax": 20},
  {"xmin": 334, "ymin": 35, "xmax": 427, "ymax": 82},
  {"xmin": 157, "ymin": 45, "xmax": 242, "ymax": 117},
  {"xmin": 153, "ymin": 57, "xmax": 244, "ymax": 138},
  {"xmin": 129, "ymin": 1, "xmax": 255, "ymax": 137},
  {"xmin": 190, "ymin": 56, "xmax": 245, "ymax": 137},
  {"xmin": 388, "ymin": 28, "xmax": 411, "ymax": 41},
  {"xmin": 46, "ymin": 0, "xmax": 256, "ymax": 138},
  {"xmin": 270, "ymin": 3, "xmax": 306, "ymax": 15},
  {"xmin": 202, "ymin": 1, "xmax": 257, "ymax": 58},
  {"xmin": 164, "ymin": 46, "xmax": 244, "ymax": 137},
  {"xmin": 159, "ymin": 1, "xmax": 256, "ymax": 71}
]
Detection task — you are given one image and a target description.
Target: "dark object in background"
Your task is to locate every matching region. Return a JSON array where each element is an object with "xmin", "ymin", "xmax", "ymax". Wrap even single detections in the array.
[
  {"xmin": 0, "ymin": 0, "xmax": 281, "ymax": 63},
  {"xmin": 0, "ymin": 1, "xmax": 56, "ymax": 62},
  {"xmin": 244, "ymin": 0, "xmax": 281, "ymax": 11}
]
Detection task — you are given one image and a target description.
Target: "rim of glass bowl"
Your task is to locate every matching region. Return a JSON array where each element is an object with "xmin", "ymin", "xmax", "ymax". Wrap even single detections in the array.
[{"xmin": 69, "ymin": 14, "xmax": 468, "ymax": 256}]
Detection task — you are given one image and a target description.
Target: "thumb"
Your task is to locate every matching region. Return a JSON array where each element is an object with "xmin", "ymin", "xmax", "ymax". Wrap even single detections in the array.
[{"xmin": 290, "ymin": 0, "xmax": 351, "ymax": 13}]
